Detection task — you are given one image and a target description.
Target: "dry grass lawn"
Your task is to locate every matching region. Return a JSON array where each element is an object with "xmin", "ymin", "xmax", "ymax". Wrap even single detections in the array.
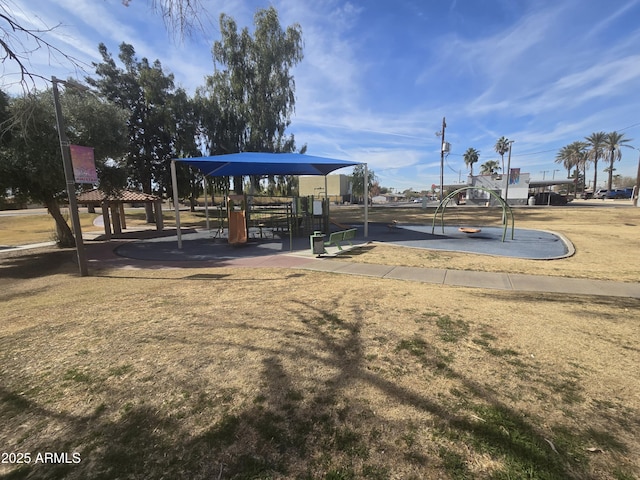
[
  {"xmin": 0, "ymin": 204, "xmax": 639, "ymax": 479},
  {"xmin": 330, "ymin": 204, "xmax": 640, "ymax": 283}
]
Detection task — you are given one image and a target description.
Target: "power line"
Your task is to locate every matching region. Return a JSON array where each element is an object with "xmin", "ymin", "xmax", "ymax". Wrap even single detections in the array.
[{"xmin": 618, "ymin": 121, "xmax": 640, "ymax": 132}]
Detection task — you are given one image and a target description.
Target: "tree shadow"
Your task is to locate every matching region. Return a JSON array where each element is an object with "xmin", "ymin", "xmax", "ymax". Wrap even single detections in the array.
[
  {"xmin": 0, "ymin": 248, "xmax": 77, "ymax": 279},
  {"xmin": 1, "ymin": 297, "xmax": 636, "ymax": 479}
]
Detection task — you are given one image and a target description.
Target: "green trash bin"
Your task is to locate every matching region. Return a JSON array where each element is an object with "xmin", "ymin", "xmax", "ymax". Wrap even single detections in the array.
[{"xmin": 310, "ymin": 231, "xmax": 325, "ymax": 255}]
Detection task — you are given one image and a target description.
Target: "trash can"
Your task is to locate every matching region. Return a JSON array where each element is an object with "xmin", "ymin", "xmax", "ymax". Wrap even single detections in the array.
[
  {"xmin": 310, "ymin": 231, "xmax": 325, "ymax": 255},
  {"xmin": 528, "ymin": 196, "xmax": 536, "ymax": 206}
]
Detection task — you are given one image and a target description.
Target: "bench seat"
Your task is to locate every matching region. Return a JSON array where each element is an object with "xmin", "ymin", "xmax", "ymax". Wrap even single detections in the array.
[{"xmin": 324, "ymin": 228, "xmax": 357, "ymax": 251}]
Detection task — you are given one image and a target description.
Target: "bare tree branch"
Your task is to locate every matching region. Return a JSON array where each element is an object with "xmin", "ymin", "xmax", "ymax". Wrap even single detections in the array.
[
  {"xmin": 1, "ymin": 0, "xmax": 212, "ymax": 95},
  {"xmin": 127, "ymin": 0, "xmax": 213, "ymax": 40},
  {"xmin": 0, "ymin": 4, "xmax": 87, "ymax": 93}
]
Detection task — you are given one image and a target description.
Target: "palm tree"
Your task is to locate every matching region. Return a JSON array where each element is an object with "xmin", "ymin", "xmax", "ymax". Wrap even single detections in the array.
[
  {"xmin": 584, "ymin": 132, "xmax": 607, "ymax": 191},
  {"xmin": 604, "ymin": 131, "xmax": 633, "ymax": 191},
  {"xmin": 495, "ymin": 136, "xmax": 510, "ymax": 174},
  {"xmin": 480, "ymin": 160, "xmax": 500, "ymax": 175},
  {"xmin": 555, "ymin": 141, "xmax": 587, "ymax": 194},
  {"xmin": 463, "ymin": 147, "xmax": 480, "ymax": 176}
]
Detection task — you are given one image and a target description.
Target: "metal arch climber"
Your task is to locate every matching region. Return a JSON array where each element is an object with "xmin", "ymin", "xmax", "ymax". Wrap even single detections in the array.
[{"xmin": 431, "ymin": 186, "xmax": 515, "ymax": 242}]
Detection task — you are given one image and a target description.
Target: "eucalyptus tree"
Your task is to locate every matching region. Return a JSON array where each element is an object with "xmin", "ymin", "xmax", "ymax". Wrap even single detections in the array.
[
  {"xmin": 198, "ymin": 7, "xmax": 303, "ymax": 193},
  {"xmin": 463, "ymin": 147, "xmax": 480, "ymax": 176},
  {"xmin": 0, "ymin": 87, "xmax": 127, "ymax": 246},
  {"xmin": 480, "ymin": 160, "xmax": 500, "ymax": 175},
  {"xmin": 167, "ymin": 87, "xmax": 205, "ymax": 211},
  {"xmin": 603, "ymin": 131, "xmax": 633, "ymax": 191},
  {"xmin": 494, "ymin": 136, "xmax": 510, "ymax": 174},
  {"xmin": 89, "ymin": 42, "xmax": 184, "ymax": 221},
  {"xmin": 584, "ymin": 131, "xmax": 607, "ymax": 191}
]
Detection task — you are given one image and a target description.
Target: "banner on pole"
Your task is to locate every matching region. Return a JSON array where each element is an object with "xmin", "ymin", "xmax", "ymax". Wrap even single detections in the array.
[
  {"xmin": 70, "ymin": 145, "xmax": 98, "ymax": 184},
  {"xmin": 509, "ymin": 168, "xmax": 521, "ymax": 185}
]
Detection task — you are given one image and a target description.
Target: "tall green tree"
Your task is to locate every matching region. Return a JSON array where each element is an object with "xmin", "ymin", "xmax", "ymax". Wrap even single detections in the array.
[
  {"xmin": 89, "ymin": 42, "xmax": 179, "ymax": 221},
  {"xmin": 584, "ymin": 131, "xmax": 607, "ymax": 191},
  {"xmin": 350, "ymin": 164, "xmax": 376, "ymax": 204},
  {"xmin": 603, "ymin": 131, "xmax": 633, "ymax": 192},
  {"xmin": 463, "ymin": 147, "xmax": 480, "ymax": 176},
  {"xmin": 199, "ymin": 7, "xmax": 303, "ymax": 193},
  {"xmin": 0, "ymin": 88, "xmax": 127, "ymax": 246},
  {"xmin": 163, "ymin": 87, "xmax": 203, "ymax": 211},
  {"xmin": 494, "ymin": 136, "xmax": 510, "ymax": 174}
]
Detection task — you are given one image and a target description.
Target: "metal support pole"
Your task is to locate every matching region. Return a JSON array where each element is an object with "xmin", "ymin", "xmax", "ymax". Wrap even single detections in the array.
[
  {"xmin": 634, "ymin": 149, "xmax": 640, "ymax": 207},
  {"xmin": 364, "ymin": 163, "xmax": 369, "ymax": 237},
  {"xmin": 170, "ymin": 160, "xmax": 182, "ymax": 249},
  {"xmin": 203, "ymin": 177, "xmax": 210, "ymax": 231},
  {"xmin": 503, "ymin": 141, "xmax": 514, "ymax": 205},
  {"xmin": 439, "ymin": 117, "xmax": 446, "ymax": 202},
  {"xmin": 52, "ymin": 76, "xmax": 88, "ymax": 276},
  {"xmin": 324, "ymin": 175, "xmax": 329, "ymax": 234}
]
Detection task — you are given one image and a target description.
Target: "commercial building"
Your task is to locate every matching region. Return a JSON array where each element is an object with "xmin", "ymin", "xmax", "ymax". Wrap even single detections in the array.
[{"xmin": 298, "ymin": 174, "xmax": 352, "ymax": 204}]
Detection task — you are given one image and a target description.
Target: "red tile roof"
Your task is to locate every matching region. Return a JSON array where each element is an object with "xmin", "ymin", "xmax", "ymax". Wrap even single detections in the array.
[{"xmin": 77, "ymin": 189, "xmax": 160, "ymax": 203}]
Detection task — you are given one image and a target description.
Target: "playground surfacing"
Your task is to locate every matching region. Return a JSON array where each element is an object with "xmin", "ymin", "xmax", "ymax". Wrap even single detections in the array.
[{"xmin": 113, "ymin": 222, "xmax": 573, "ymax": 262}]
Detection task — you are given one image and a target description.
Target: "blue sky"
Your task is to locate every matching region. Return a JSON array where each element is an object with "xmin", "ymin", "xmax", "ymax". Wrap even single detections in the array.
[{"xmin": 3, "ymin": 0, "xmax": 640, "ymax": 191}]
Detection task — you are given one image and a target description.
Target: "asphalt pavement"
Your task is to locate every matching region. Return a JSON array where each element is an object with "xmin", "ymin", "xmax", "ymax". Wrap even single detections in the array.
[
  {"xmin": 83, "ymin": 223, "xmax": 639, "ymax": 299},
  {"xmin": 3, "ymin": 213, "xmax": 638, "ymax": 299}
]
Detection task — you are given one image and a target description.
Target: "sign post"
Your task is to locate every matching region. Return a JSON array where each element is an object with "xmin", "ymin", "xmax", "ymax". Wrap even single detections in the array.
[{"xmin": 52, "ymin": 76, "xmax": 89, "ymax": 276}]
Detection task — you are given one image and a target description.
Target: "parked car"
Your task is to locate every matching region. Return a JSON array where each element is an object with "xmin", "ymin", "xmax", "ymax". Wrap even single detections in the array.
[
  {"xmin": 613, "ymin": 188, "xmax": 633, "ymax": 199},
  {"xmin": 593, "ymin": 189, "xmax": 609, "ymax": 199},
  {"xmin": 533, "ymin": 192, "xmax": 568, "ymax": 205},
  {"xmin": 594, "ymin": 188, "xmax": 632, "ymax": 199},
  {"xmin": 581, "ymin": 190, "xmax": 594, "ymax": 199}
]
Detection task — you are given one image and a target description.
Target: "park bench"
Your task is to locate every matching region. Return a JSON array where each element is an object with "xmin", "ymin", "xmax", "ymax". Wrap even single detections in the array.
[{"xmin": 324, "ymin": 228, "xmax": 357, "ymax": 251}]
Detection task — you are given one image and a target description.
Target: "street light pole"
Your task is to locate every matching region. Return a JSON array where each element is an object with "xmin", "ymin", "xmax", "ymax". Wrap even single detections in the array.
[
  {"xmin": 52, "ymin": 76, "xmax": 89, "ymax": 276},
  {"xmin": 503, "ymin": 140, "xmax": 514, "ymax": 204}
]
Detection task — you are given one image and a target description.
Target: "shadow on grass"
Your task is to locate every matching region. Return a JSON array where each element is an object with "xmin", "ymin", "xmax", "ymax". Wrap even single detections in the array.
[
  {"xmin": 1, "ymin": 297, "xmax": 636, "ymax": 479},
  {"xmin": 0, "ymin": 248, "xmax": 77, "ymax": 279}
]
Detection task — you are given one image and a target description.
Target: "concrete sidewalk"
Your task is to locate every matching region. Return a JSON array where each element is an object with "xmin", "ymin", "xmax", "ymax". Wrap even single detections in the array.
[
  {"xmin": 3, "ymin": 236, "xmax": 639, "ymax": 299},
  {"xmin": 293, "ymin": 258, "xmax": 640, "ymax": 299}
]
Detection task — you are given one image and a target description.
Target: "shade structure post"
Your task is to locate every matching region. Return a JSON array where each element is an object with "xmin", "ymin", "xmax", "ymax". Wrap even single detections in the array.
[
  {"xmin": 171, "ymin": 160, "xmax": 182, "ymax": 249},
  {"xmin": 364, "ymin": 163, "xmax": 369, "ymax": 237},
  {"xmin": 203, "ymin": 177, "xmax": 210, "ymax": 231},
  {"xmin": 324, "ymin": 175, "xmax": 329, "ymax": 233}
]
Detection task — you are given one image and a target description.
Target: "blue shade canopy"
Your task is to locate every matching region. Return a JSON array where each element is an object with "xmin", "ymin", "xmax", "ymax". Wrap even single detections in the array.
[{"xmin": 176, "ymin": 152, "xmax": 361, "ymax": 177}]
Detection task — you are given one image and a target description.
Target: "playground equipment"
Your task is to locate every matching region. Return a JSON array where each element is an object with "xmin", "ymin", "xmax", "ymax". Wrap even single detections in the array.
[
  {"xmin": 227, "ymin": 195, "xmax": 248, "ymax": 245},
  {"xmin": 217, "ymin": 194, "xmax": 332, "ymax": 249},
  {"xmin": 431, "ymin": 186, "xmax": 514, "ymax": 242}
]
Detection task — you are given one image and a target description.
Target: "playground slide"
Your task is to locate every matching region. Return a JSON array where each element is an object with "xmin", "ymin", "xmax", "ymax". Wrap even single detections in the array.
[{"xmin": 228, "ymin": 210, "xmax": 247, "ymax": 245}]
